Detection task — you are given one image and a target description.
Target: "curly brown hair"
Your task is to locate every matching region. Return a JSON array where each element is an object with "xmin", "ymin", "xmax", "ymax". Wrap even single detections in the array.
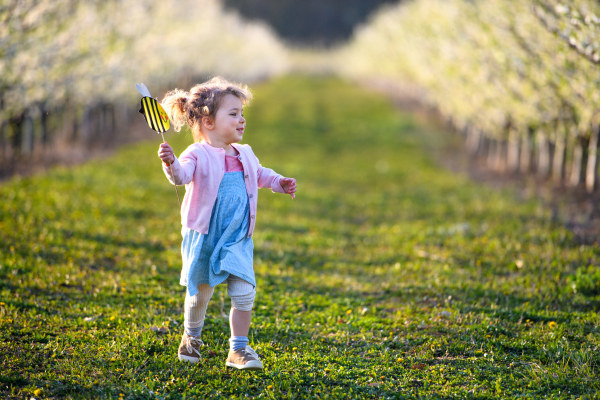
[{"xmin": 161, "ymin": 77, "xmax": 253, "ymax": 142}]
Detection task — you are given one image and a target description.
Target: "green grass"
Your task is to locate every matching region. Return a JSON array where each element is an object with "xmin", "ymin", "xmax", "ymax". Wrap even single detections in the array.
[{"xmin": 1, "ymin": 76, "xmax": 599, "ymax": 399}]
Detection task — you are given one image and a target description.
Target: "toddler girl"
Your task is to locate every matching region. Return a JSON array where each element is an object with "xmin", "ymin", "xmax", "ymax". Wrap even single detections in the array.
[{"xmin": 157, "ymin": 77, "xmax": 297, "ymax": 370}]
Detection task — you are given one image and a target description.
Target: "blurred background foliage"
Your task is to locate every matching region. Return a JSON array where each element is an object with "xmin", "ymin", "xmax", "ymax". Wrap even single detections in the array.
[
  {"xmin": 0, "ymin": 0, "xmax": 288, "ymax": 176},
  {"xmin": 339, "ymin": 0, "xmax": 600, "ymax": 193},
  {"xmin": 3, "ymin": 0, "xmax": 600, "ymax": 194}
]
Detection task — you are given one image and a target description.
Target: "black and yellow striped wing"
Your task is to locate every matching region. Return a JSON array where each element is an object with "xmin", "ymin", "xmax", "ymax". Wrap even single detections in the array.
[{"xmin": 139, "ymin": 96, "xmax": 170, "ymax": 133}]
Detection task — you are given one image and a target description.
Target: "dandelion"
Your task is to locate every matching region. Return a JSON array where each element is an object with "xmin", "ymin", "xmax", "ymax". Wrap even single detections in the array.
[
  {"xmin": 397, "ymin": 358, "xmax": 404, "ymax": 363},
  {"xmin": 110, "ymin": 316, "xmax": 116, "ymax": 321},
  {"xmin": 292, "ymin": 347, "xmax": 298, "ymax": 351},
  {"xmin": 548, "ymin": 321, "xmax": 557, "ymax": 329},
  {"xmin": 267, "ymin": 385, "xmax": 273, "ymax": 390},
  {"xmin": 0, "ymin": 302, "xmax": 5, "ymax": 307},
  {"xmin": 346, "ymin": 309, "xmax": 352, "ymax": 314},
  {"xmin": 33, "ymin": 388, "xmax": 43, "ymax": 396}
]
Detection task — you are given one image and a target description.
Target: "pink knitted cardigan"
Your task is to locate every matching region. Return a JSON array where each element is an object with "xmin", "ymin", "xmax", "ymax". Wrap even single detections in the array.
[{"xmin": 163, "ymin": 141, "xmax": 285, "ymax": 237}]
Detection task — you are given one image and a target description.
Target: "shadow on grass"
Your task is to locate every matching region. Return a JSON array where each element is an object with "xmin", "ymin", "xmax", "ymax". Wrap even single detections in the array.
[{"xmin": 74, "ymin": 231, "xmax": 166, "ymax": 253}]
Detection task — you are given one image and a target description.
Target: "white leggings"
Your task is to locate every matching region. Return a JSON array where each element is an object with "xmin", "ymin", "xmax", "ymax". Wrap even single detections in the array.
[{"xmin": 184, "ymin": 275, "xmax": 255, "ymax": 335}]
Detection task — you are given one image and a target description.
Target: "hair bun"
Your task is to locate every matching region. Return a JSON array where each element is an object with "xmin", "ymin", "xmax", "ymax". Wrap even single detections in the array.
[{"xmin": 180, "ymin": 93, "xmax": 191, "ymax": 111}]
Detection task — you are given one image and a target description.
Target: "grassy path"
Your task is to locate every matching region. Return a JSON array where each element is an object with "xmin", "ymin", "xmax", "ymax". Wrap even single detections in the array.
[{"xmin": 1, "ymin": 76, "xmax": 599, "ymax": 399}]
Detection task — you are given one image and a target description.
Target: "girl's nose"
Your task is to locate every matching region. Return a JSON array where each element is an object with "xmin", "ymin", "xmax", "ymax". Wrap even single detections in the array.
[{"xmin": 240, "ymin": 115, "xmax": 245, "ymax": 123}]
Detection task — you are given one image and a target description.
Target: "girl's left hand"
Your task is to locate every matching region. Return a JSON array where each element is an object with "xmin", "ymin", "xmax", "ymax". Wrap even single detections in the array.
[{"xmin": 280, "ymin": 177, "xmax": 297, "ymax": 199}]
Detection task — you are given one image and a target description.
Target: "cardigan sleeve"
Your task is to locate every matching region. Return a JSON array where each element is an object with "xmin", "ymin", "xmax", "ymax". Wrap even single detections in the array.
[
  {"xmin": 257, "ymin": 164, "xmax": 285, "ymax": 193},
  {"xmin": 247, "ymin": 146, "xmax": 285, "ymax": 193},
  {"xmin": 163, "ymin": 145, "xmax": 197, "ymax": 186}
]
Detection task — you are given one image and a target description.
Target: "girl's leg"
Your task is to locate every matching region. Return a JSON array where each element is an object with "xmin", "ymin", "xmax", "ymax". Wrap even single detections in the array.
[
  {"xmin": 230, "ymin": 308, "xmax": 252, "ymax": 337},
  {"xmin": 184, "ymin": 284, "xmax": 214, "ymax": 337},
  {"xmin": 227, "ymin": 276, "xmax": 255, "ymax": 351},
  {"xmin": 225, "ymin": 276, "xmax": 262, "ymax": 369}
]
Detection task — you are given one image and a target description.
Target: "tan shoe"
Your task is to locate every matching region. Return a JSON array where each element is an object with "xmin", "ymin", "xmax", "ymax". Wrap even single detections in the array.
[
  {"xmin": 178, "ymin": 333, "xmax": 203, "ymax": 363},
  {"xmin": 226, "ymin": 346, "xmax": 263, "ymax": 370}
]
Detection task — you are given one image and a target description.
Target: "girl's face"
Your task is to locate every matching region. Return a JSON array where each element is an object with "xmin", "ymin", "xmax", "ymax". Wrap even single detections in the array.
[{"xmin": 206, "ymin": 94, "xmax": 246, "ymax": 145}]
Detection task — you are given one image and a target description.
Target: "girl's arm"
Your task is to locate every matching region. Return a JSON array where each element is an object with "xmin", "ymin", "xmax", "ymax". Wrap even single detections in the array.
[
  {"xmin": 256, "ymin": 164, "xmax": 283, "ymax": 192},
  {"xmin": 257, "ymin": 164, "xmax": 297, "ymax": 199},
  {"xmin": 159, "ymin": 143, "xmax": 196, "ymax": 185},
  {"xmin": 247, "ymin": 145, "xmax": 296, "ymax": 198}
]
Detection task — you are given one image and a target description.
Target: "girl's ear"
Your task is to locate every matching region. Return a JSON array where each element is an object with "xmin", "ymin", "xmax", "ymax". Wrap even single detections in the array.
[{"xmin": 201, "ymin": 116, "xmax": 214, "ymax": 130}]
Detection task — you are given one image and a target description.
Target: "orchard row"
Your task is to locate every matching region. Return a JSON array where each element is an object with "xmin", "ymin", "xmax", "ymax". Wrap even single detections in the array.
[
  {"xmin": 342, "ymin": 0, "xmax": 600, "ymax": 191},
  {"xmin": 0, "ymin": 0, "xmax": 288, "ymax": 175}
]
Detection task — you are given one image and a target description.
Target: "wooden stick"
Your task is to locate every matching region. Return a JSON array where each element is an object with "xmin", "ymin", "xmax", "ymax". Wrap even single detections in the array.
[{"xmin": 160, "ymin": 132, "xmax": 181, "ymax": 207}]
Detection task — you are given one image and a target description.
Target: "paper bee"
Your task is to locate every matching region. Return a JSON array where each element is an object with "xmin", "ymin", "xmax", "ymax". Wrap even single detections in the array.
[
  {"xmin": 135, "ymin": 83, "xmax": 170, "ymax": 133},
  {"xmin": 135, "ymin": 83, "xmax": 181, "ymax": 207}
]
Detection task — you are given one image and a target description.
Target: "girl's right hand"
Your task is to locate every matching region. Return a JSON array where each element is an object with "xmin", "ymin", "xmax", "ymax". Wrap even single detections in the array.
[{"xmin": 158, "ymin": 142, "xmax": 175, "ymax": 165}]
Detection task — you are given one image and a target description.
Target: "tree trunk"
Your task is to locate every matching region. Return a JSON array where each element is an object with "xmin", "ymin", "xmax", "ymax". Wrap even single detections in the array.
[
  {"xmin": 98, "ymin": 104, "xmax": 106, "ymax": 145},
  {"xmin": 565, "ymin": 127, "xmax": 575, "ymax": 185},
  {"xmin": 108, "ymin": 104, "xmax": 116, "ymax": 138},
  {"xmin": 570, "ymin": 138, "xmax": 583, "ymax": 187},
  {"xmin": 552, "ymin": 133, "xmax": 565, "ymax": 184},
  {"xmin": 487, "ymin": 139, "xmax": 497, "ymax": 168},
  {"xmin": 22, "ymin": 112, "xmax": 34, "ymax": 156},
  {"xmin": 537, "ymin": 130, "xmax": 550, "ymax": 178},
  {"xmin": 11, "ymin": 114, "xmax": 24, "ymax": 161},
  {"xmin": 72, "ymin": 107, "xmax": 80, "ymax": 142},
  {"xmin": 585, "ymin": 125, "xmax": 599, "ymax": 192},
  {"xmin": 0, "ymin": 122, "xmax": 6, "ymax": 174},
  {"xmin": 519, "ymin": 132, "xmax": 531, "ymax": 173},
  {"xmin": 480, "ymin": 136, "xmax": 490, "ymax": 161},
  {"xmin": 40, "ymin": 103, "xmax": 48, "ymax": 147},
  {"xmin": 116, "ymin": 105, "xmax": 129, "ymax": 137},
  {"xmin": 82, "ymin": 106, "xmax": 93, "ymax": 145},
  {"xmin": 507, "ymin": 128, "xmax": 520, "ymax": 173},
  {"xmin": 494, "ymin": 139, "xmax": 506, "ymax": 172},
  {"xmin": 466, "ymin": 126, "xmax": 481, "ymax": 155}
]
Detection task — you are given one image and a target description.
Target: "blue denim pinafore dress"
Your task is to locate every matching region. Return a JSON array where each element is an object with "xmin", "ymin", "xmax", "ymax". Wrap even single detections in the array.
[{"xmin": 180, "ymin": 171, "xmax": 255, "ymax": 297}]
